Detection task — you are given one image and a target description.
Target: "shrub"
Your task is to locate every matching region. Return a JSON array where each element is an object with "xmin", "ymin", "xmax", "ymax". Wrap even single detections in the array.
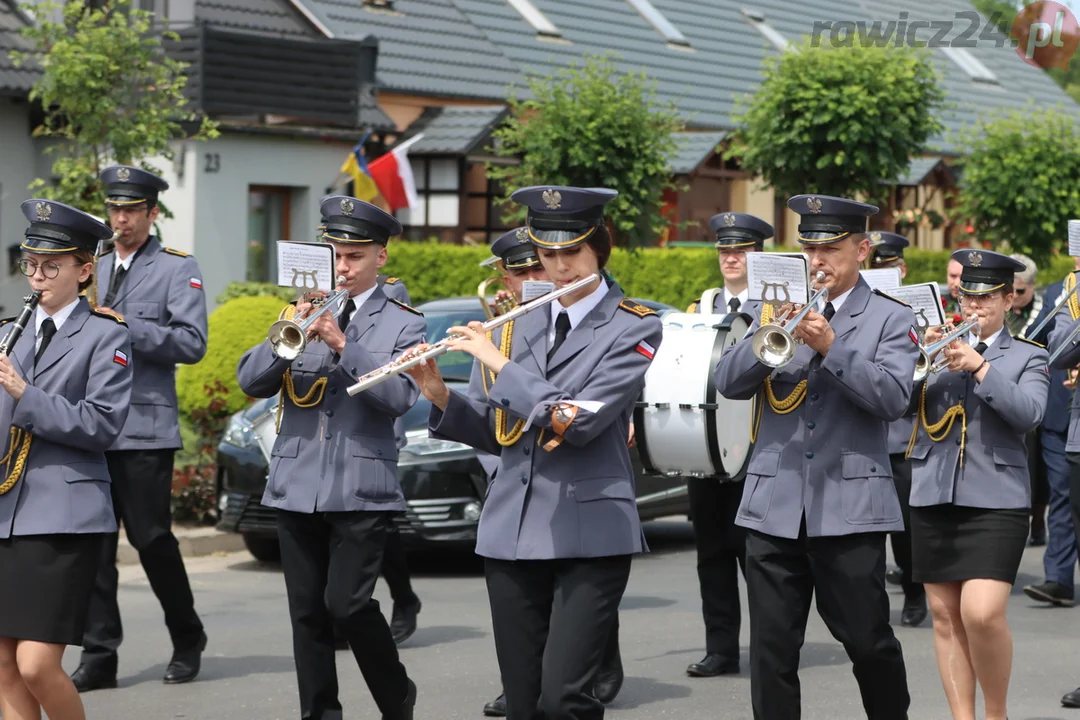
[
  {"xmin": 172, "ymin": 380, "xmax": 233, "ymax": 525},
  {"xmin": 177, "ymin": 295, "xmax": 285, "ymax": 417},
  {"xmin": 216, "ymin": 281, "xmax": 296, "ymax": 305}
]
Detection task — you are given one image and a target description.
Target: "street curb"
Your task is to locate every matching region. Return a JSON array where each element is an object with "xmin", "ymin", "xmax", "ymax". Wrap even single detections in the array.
[{"xmin": 117, "ymin": 526, "xmax": 247, "ymax": 566}]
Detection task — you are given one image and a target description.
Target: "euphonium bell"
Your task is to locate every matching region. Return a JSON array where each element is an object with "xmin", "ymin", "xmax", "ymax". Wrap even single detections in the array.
[
  {"xmin": 751, "ymin": 271, "xmax": 829, "ymax": 368},
  {"xmin": 268, "ymin": 275, "xmax": 349, "ymax": 361},
  {"xmin": 478, "ymin": 275, "xmax": 517, "ymax": 320},
  {"xmin": 913, "ymin": 317, "xmax": 982, "ymax": 382}
]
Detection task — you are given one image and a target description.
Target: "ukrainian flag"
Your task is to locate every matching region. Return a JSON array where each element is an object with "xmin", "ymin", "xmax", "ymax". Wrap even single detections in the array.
[{"xmin": 340, "ymin": 138, "xmax": 379, "ymax": 202}]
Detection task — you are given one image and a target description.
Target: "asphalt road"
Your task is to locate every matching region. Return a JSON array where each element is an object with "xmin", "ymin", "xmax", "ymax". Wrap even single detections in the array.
[{"xmin": 66, "ymin": 520, "xmax": 1080, "ymax": 720}]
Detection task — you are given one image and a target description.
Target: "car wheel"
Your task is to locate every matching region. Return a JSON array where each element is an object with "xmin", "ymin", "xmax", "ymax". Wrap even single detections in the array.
[{"xmin": 242, "ymin": 534, "xmax": 281, "ymax": 562}]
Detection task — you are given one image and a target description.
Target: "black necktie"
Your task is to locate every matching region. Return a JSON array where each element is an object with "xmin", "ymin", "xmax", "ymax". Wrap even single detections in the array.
[
  {"xmin": 35, "ymin": 318, "xmax": 55, "ymax": 365},
  {"xmin": 338, "ymin": 298, "xmax": 356, "ymax": 333},
  {"xmin": 974, "ymin": 341, "xmax": 988, "ymax": 355},
  {"xmin": 104, "ymin": 265, "xmax": 126, "ymax": 307},
  {"xmin": 549, "ymin": 312, "xmax": 570, "ymax": 361},
  {"xmin": 728, "ymin": 297, "xmax": 741, "ymax": 313},
  {"xmin": 822, "ymin": 302, "xmax": 836, "ymax": 321}
]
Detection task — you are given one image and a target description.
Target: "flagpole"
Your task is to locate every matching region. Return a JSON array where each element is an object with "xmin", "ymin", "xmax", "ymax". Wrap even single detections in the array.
[{"xmin": 387, "ymin": 133, "xmax": 425, "ymax": 155}]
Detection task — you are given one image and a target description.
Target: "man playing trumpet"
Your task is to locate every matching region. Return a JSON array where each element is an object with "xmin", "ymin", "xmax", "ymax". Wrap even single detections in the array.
[
  {"xmin": 237, "ymin": 195, "xmax": 425, "ymax": 720},
  {"xmin": 714, "ymin": 195, "xmax": 918, "ymax": 720}
]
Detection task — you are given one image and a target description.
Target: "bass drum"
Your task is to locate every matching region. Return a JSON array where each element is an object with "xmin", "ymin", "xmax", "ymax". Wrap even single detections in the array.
[
  {"xmin": 251, "ymin": 402, "xmax": 280, "ymax": 466},
  {"xmin": 634, "ymin": 312, "xmax": 754, "ymax": 481}
]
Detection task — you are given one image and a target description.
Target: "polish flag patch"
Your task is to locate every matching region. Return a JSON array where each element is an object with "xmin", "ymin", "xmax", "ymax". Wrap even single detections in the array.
[
  {"xmin": 190, "ymin": 277, "xmax": 202, "ymax": 289},
  {"xmin": 908, "ymin": 326, "xmax": 919, "ymax": 344},
  {"xmin": 113, "ymin": 349, "xmax": 128, "ymax": 367},
  {"xmin": 636, "ymin": 340, "xmax": 656, "ymax": 359}
]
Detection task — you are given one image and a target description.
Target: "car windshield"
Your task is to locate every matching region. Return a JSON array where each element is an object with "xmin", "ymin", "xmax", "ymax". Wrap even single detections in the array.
[{"xmin": 424, "ymin": 309, "xmax": 487, "ymax": 383}]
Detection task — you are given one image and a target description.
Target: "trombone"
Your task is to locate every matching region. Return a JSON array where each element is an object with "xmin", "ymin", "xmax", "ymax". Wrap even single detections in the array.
[
  {"xmin": 913, "ymin": 316, "xmax": 981, "ymax": 382},
  {"xmin": 1024, "ymin": 272, "xmax": 1079, "ymax": 341},
  {"xmin": 751, "ymin": 271, "xmax": 829, "ymax": 368},
  {"xmin": 267, "ymin": 275, "xmax": 349, "ymax": 361},
  {"xmin": 478, "ymin": 275, "xmax": 517, "ymax": 320}
]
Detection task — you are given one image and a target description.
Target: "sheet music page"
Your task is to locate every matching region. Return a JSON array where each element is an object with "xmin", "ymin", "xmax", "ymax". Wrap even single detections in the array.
[
  {"xmin": 1069, "ymin": 220, "xmax": 1080, "ymax": 257},
  {"xmin": 277, "ymin": 241, "xmax": 336, "ymax": 292},
  {"xmin": 888, "ymin": 282, "xmax": 945, "ymax": 333},
  {"xmin": 860, "ymin": 268, "xmax": 902, "ymax": 290},
  {"xmin": 746, "ymin": 253, "xmax": 810, "ymax": 305}
]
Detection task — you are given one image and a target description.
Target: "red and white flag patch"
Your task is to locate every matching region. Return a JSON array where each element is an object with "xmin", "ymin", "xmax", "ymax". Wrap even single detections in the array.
[
  {"xmin": 908, "ymin": 326, "xmax": 919, "ymax": 344},
  {"xmin": 113, "ymin": 349, "xmax": 128, "ymax": 366},
  {"xmin": 190, "ymin": 277, "xmax": 202, "ymax": 289},
  {"xmin": 636, "ymin": 340, "xmax": 656, "ymax": 359}
]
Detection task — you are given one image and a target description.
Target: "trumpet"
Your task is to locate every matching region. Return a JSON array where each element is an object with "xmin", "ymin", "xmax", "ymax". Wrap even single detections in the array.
[
  {"xmin": 347, "ymin": 273, "xmax": 600, "ymax": 396},
  {"xmin": 913, "ymin": 317, "xmax": 981, "ymax": 381},
  {"xmin": 751, "ymin": 271, "xmax": 829, "ymax": 368},
  {"xmin": 478, "ymin": 275, "xmax": 517, "ymax": 320},
  {"xmin": 267, "ymin": 275, "xmax": 349, "ymax": 361}
]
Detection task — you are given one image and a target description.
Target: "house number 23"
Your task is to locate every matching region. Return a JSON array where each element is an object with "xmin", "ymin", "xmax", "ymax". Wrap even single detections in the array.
[{"xmin": 204, "ymin": 153, "xmax": 221, "ymax": 173}]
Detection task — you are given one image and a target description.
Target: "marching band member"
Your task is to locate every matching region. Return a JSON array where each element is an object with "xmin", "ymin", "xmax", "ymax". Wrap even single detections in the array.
[
  {"xmin": 475, "ymin": 227, "xmax": 626, "ymax": 717},
  {"xmin": 907, "ymin": 250, "xmax": 1048, "ymax": 720},
  {"xmin": 0, "ymin": 200, "xmax": 132, "ymax": 720},
  {"xmin": 75, "ymin": 166, "xmax": 209, "ymax": 692},
  {"xmin": 868, "ymin": 231, "xmax": 927, "ymax": 628},
  {"xmin": 237, "ymin": 195, "xmax": 425, "ymax": 720},
  {"xmin": 406, "ymin": 186, "xmax": 662, "ymax": 720},
  {"xmin": 681, "ymin": 211, "xmax": 771, "ymax": 679},
  {"xmin": 714, "ymin": 195, "xmax": 917, "ymax": 719}
]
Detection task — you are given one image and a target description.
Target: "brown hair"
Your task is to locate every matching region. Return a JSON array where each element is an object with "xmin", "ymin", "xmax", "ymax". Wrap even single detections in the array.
[
  {"xmin": 74, "ymin": 250, "xmax": 94, "ymax": 292},
  {"xmin": 586, "ymin": 226, "xmax": 612, "ymax": 269}
]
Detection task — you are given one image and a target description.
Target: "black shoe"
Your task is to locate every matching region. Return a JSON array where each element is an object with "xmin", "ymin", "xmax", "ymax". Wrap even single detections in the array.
[
  {"xmin": 70, "ymin": 663, "xmax": 118, "ymax": 693},
  {"xmin": 1063, "ymin": 686, "xmax": 1080, "ymax": 708},
  {"xmin": 384, "ymin": 677, "xmax": 417, "ymax": 720},
  {"xmin": 594, "ymin": 645, "xmax": 623, "ymax": 705},
  {"xmin": 391, "ymin": 599, "xmax": 421, "ymax": 645},
  {"xmin": 483, "ymin": 693, "xmax": 507, "ymax": 717},
  {"xmin": 886, "ymin": 568, "xmax": 903, "ymax": 586},
  {"xmin": 686, "ymin": 653, "xmax": 739, "ymax": 677},
  {"xmin": 163, "ymin": 632, "xmax": 207, "ymax": 684},
  {"xmin": 1024, "ymin": 581, "xmax": 1076, "ymax": 607},
  {"xmin": 901, "ymin": 594, "xmax": 928, "ymax": 627}
]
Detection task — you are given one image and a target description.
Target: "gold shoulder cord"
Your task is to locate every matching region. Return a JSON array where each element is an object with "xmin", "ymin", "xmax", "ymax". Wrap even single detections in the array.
[
  {"xmin": 275, "ymin": 304, "xmax": 327, "ymax": 432},
  {"xmin": 906, "ymin": 382, "xmax": 967, "ymax": 467},
  {"xmin": 1067, "ymin": 271, "xmax": 1080, "ymax": 321},
  {"xmin": 750, "ymin": 303, "xmax": 808, "ymax": 442},
  {"xmin": 0, "ymin": 427, "xmax": 31, "ymax": 495},
  {"xmin": 481, "ymin": 321, "xmax": 525, "ymax": 446}
]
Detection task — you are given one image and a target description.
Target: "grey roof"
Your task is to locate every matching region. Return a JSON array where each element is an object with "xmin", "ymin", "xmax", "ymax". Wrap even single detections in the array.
[
  {"xmin": 888, "ymin": 155, "xmax": 956, "ymax": 186},
  {"xmin": 404, "ymin": 104, "xmax": 508, "ymax": 154},
  {"xmin": 0, "ymin": 0, "xmax": 37, "ymax": 95},
  {"xmin": 670, "ymin": 131, "xmax": 727, "ymax": 174},
  {"xmin": 194, "ymin": 0, "xmax": 322, "ymax": 37}
]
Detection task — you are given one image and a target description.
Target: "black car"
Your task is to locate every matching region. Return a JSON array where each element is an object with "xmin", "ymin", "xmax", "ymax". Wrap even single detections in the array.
[{"xmin": 216, "ymin": 296, "xmax": 691, "ymax": 561}]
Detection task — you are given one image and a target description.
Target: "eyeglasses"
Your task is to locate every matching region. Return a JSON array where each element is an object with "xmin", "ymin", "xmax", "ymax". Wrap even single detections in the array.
[
  {"xmin": 959, "ymin": 292, "xmax": 1002, "ymax": 305},
  {"xmin": 18, "ymin": 259, "xmax": 84, "ymax": 279}
]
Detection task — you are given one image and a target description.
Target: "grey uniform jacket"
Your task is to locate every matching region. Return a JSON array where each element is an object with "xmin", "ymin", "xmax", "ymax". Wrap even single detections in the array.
[
  {"xmin": 909, "ymin": 332, "xmax": 1048, "ymax": 508},
  {"xmin": 96, "ymin": 238, "xmax": 208, "ymax": 450},
  {"xmin": 237, "ymin": 287, "xmax": 426, "ymax": 513},
  {"xmin": 714, "ymin": 278, "xmax": 919, "ymax": 539},
  {"xmin": 1048, "ymin": 292, "xmax": 1080, "ymax": 452},
  {"xmin": 429, "ymin": 285, "xmax": 663, "ymax": 561},
  {"xmin": 0, "ymin": 300, "xmax": 132, "ymax": 538},
  {"xmin": 377, "ymin": 274, "xmax": 411, "ymax": 450}
]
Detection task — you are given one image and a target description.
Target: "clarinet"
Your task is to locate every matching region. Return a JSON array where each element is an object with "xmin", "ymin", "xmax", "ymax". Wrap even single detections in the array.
[{"xmin": 0, "ymin": 291, "xmax": 43, "ymax": 356}]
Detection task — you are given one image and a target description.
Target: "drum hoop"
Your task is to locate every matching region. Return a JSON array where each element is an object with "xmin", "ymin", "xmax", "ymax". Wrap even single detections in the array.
[{"xmin": 251, "ymin": 404, "xmax": 279, "ymax": 465}]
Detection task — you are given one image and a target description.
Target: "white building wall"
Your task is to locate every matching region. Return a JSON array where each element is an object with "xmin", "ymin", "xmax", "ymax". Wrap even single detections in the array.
[{"xmin": 0, "ymin": 100, "xmax": 38, "ymax": 315}]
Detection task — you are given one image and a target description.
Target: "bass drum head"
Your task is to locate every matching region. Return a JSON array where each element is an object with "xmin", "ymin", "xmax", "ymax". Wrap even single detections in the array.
[
  {"xmin": 252, "ymin": 403, "xmax": 280, "ymax": 466},
  {"xmin": 711, "ymin": 313, "xmax": 753, "ymax": 480}
]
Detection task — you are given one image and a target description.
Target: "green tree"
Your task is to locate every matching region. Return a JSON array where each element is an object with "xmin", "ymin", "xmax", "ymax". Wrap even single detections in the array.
[
  {"xmin": 727, "ymin": 39, "xmax": 946, "ymax": 206},
  {"xmin": 10, "ymin": 0, "xmax": 217, "ymax": 215},
  {"xmin": 488, "ymin": 55, "xmax": 684, "ymax": 248},
  {"xmin": 952, "ymin": 105, "xmax": 1080, "ymax": 265}
]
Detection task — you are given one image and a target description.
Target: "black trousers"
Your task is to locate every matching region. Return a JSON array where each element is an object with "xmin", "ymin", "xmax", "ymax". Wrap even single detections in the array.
[
  {"xmin": 746, "ymin": 526, "xmax": 909, "ymax": 720},
  {"xmin": 278, "ymin": 509, "xmax": 409, "ymax": 720},
  {"xmin": 382, "ymin": 521, "xmax": 418, "ymax": 607},
  {"xmin": 486, "ymin": 555, "xmax": 631, "ymax": 720},
  {"xmin": 887, "ymin": 454, "xmax": 923, "ymax": 599},
  {"xmin": 1030, "ymin": 429, "xmax": 1050, "ymax": 511},
  {"xmin": 81, "ymin": 449, "xmax": 204, "ymax": 671},
  {"xmin": 1066, "ymin": 453, "xmax": 1080, "ymax": 557},
  {"xmin": 687, "ymin": 477, "xmax": 746, "ymax": 659}
]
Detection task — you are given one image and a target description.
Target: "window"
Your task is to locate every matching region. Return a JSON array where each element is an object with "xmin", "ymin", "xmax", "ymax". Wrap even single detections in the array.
[
  {"xmin": 506, "ymin": 0, "xmax": 561, "ymax": 37},
  {"xmin": 625, "ymin": 0, "xmax": 689, "ymax": 46},
  {"xmin": 939, "ymin": 46, "xmax": 999, "ymax": 84},
  {"xmin": 742, "ymin": 8, "xmax": 787, "ymax": 51},
  {"xmin": 247, "ymin": 186, "xmax": 291, "ymax": 283},
  {"xmin": 397, "ymin": 157, "xmax": 461, "ymax": 232}
]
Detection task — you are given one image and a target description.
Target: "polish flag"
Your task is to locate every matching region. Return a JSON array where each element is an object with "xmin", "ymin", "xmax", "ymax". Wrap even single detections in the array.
[
  {"xmin": 636, "ymin": 340, "xmax": 656, "ymax": 359},
  {"xmin": 367, "ymin": 135, "xmax": 422, "ymax": 212}
]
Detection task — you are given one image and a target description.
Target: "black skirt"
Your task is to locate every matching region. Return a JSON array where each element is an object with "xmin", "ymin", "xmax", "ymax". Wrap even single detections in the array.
[
  {"xmin": 0, "ymin": 533, "xmax": 106, "ymax": 645},
  {"xmin": 910, "ymin": 505, "xmax": 1028, "ymax": 585}
]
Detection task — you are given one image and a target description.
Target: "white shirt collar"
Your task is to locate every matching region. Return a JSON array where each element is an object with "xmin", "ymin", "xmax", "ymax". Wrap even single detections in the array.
[
  {"xmin": 822, "ymin": 284, "xmax": 856, "ymax": 313},
  {"xmin": 723, "ymin": 286, "xmax": 750, "ymax": 311},
  {"xmin": 969, "ymin": 326, "xmax": 1005, "ymax": 351},
  {"xmin": 35, "ymin": 297, "xmax": 80, "ymax": 339},
  {"xmin": 344, "ymin": 284, "xmax": 379, "ymax": 325},
  {"xmin": 549, "ymin": 278, "xmax": 609, "ymax": 340},
  {"xmin": 114, "ymin": 250, "xmax": 136, "ymax": 272}
]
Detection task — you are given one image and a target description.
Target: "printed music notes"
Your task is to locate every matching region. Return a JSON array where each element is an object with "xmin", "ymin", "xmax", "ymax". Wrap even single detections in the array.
[
  {"xmin": 277, "ymin": 241, "xmax": 336, "ymax": 292},
  {"xmin": 746, "ymin": 253, "xmax": 810, "ymax": 305}
]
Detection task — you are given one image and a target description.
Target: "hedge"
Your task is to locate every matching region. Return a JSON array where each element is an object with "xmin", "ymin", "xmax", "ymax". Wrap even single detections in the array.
[{"xmin": 177, "ymin": 295, "xmax": 286, "ymax": 417}]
